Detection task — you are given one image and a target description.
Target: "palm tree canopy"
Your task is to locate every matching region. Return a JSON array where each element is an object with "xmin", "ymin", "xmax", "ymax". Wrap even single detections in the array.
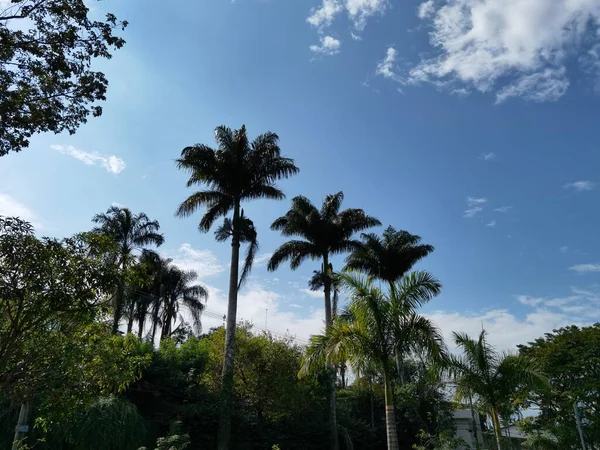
[
  {"xmin": 344, "ymin": 225, "xmax": 434, "ymax": 284},
  {"xmin": 449, "ymin": 330, "xmax": 547, "ymax": 413},
  {"xmin": 268, "ymin": 192, "xmax": 381, "ymax": 271},
  {"xmin": 92, "ymin": 206, "xmax": 164, "ymax": 265},
  {"xmin": 175, "ymin": 125, "xmax": 299, "ymax": 232},
  {"xmin": 161, "ymin": 265, "xmax": 208, "ymax": 336},
  {"xmin": 301, "ymin": 273, "xmax": 445, "ymax": 377}
]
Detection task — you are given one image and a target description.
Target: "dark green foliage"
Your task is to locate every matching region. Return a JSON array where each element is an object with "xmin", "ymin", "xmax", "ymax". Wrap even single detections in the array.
[
  {"xmin": 518, "ymin": 324, "xmax": 600, "ymax": 449},
  {"xmin": 0, "ymin": 0, "xmax": 127, "ymax": 155}
]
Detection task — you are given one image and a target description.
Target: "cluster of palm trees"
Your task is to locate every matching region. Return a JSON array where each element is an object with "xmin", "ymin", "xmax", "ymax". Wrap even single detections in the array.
[
  {"xmin": 93, "ymin": 124, "xmax": 544, "ymax": 450},
  {"xmin": 91, "ymin": 206, "xmax": 207, "ymax": 343}
]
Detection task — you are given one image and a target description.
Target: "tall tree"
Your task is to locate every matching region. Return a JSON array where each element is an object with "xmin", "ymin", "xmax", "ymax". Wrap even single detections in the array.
[
  {"xmin": 92, "ymin": 206, "xmax": 164, "ymax": 334},
  {"xmin": 344, "ymin": 226, "xmax": 434, "ymax": 290},
  {"xmin": 302, "ymin": 273, "xmax": 445, "ymax": 450},
  {"xmin": 449, "ymin": 330, "xmax": 546, "ymax": 450},
  {"xmin": 159, "ymin": 265, "xmax": 208, "ymax": 340},
  {"xmin": 268, "ymin": 192, "xmax": 380, "ymax": 450},
  {"xmin": 0, "ymin": 0, "xmax": 128, "ymax": 155},
  {"xmin": 175, "ymin": 125, "xmax": 298, "ymax": 450}
]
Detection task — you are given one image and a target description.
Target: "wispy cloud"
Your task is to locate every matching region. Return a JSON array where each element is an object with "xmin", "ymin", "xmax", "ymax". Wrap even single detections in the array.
[
  {"xmin": 302, "ymin": 288, "xmax": 324, "ymax": 299},
  {"xmin": 51, "ymin": 145, "xmax": 126, "ymax": 174},
  {"xmin": 494, "ymin": 206, "xmax": 512, "ymax": 213},
  {"xmin": 376, "ymin": 47, "xmax": 402, "ymax": 82},
  {"xmin": 560, "ymin": 246, "xmax": 569, "ymax": 254},
  {"xmin": 168, "ymin": 244, "xmax": 225, "ymax": 279},
  {"xmin": 486, "ymin": 220, "xmax": 496, "ymax": 228},
  {"xmin": 310, "ymin": 35, "xmax": 341, "ymax": 55},
  {"xmin": 564, "ymin": 180, "xmax": 596, "ymax": 192},
  {"xmin": 417, "ymin": 0, "xmax": 435, "ymax": 19},
  {"xmin": 0, "ymin": 193, "xmax": 40, "ymax": 228},
  {"xmin": 479, "ymin": 152, "xmax": 496, "ymax": 161},
  {"xmin": 570, "ymin": 264, "xmax": 600, "ymax": 273},
  {"xmin": 253, "ymin": 252, "xmax": 273, "ymax": 267},
  {"xmin": 463, "ymin": 197, "xmax": 487, "ymax": 218},
  {"xmin": 307, "ymin": 0, "xmax": 388, "ymax": 33},
  {"xmin": 405, "ymin": 0, "xmax": 600, "ymax": 102}
]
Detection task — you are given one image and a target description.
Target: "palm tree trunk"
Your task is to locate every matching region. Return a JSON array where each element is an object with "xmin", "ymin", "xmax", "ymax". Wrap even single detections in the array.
[
  {"xmin": 126, "ymin": 299, "xmax": 135, "ymax": 334},
  {"xmin": 218, "ymin": 204, "xmax": 241, "ymax": 450},
  {"xmin": 150, "ymin": 286, "xmax": 163, "ymax": 343},
  {"xmin": 322, "ymin": 254, "xmax": 339, "ymax": 450},
  {"xmin": 137, "ymin": 315, "xmax": 145, "ymax": 339},
  {"xmin": 491, "ymin": 407, "xmax": 503, "ymax": 450},
  {"xmin": 112, "ymin": 280, "xmax": 124, "ymax": 334},
  {"xmin": 394, "ymin": 347, "xmax": 404, "ymax": 385},
  {"xmin": 384, "ymin": 369, "xmax": 399, "ymax": 450}
]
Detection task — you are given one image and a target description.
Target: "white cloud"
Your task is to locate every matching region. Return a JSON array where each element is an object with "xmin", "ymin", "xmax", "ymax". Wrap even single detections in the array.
[
  {"xmin": 253, "ymin": 252, "xmax": 273, "ymax": 267},
  {"xmin": 480, "ymin": 152, "xmax": 496, "ymax": 161},
  {"xmin": 564, "ymin": 180, "xmax": 596, "ymax": 191},
  {"xmin": 307, "ymin": 0, "xmax": 343, "ymax": 28},
  {"xmin": 430, "ymin": 286, "xmax": 600, "ymax": 351},
  {"xmin": 51, "ymin": 145, "xmax": 126, "ymax": 174},
  {"xmin": 168, "ymin": 244, "xmax": 225, "ymax": 279},
  {"xmin": 289, "ymin": 303, "xmax": 304, "ymax": 308},
  {"xmin": 560, "ymin": 246, "xmax": 569, "ymax": 254},
  {"xmin": 351, "ymin": 32, "xmax": 362, "ymax": 41},
  {"xmin": 463, "ymin": 197, "xmax": 487, "ymax": 218},
  {"xmin": 376, "ymin": 47, "xmax": 402, "ymax": 81},
  {"xmin": 495, "ymin": 68, "xmax": 569, "ymax": 103},
  {"xmin": 302, "ymin": 288, "xmax": 324, "ymax": 298},
  {"xmin": 0, "ymin": 193, "xmax": 40, "ymax": 227},
  {"xmin": 200, "ymin": 282, "xmax": 325, "ymax": 343},
  {"xmin": 486, "ymin": 220, "xmax": 496, "ymax": 228},
  {"xmin": 310, "ymin": 35, "xmax": 341, "ymax": 55},
  {"xmin": 307, "ymin": 0, "xmax": 388, "ymax": 32},
  {"xmin": 570, "ymin": 264, "xmax": 600, "ymax": 273},
  {"xmin": 417, "ymin": 0, "xmax": 436, "ymax": 19},
  {"xmin": 407, "ymin": 0, "xmax": 600, "ymax": 102},
  {"xmin": 494, "ymin": 206, "xmax": 512, "ymax": 213}
]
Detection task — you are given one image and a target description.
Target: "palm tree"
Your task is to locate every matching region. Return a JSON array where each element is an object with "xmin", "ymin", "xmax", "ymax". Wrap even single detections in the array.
[
  {"xmin": 449, "ymin": 330, "xmax": 547, "ymax": 450},
  {"xmin": 268, "ymin": 192, "xmax": 380, "ymax": 450},
  {"xmin": 302, "ymin": 273, "xmax": 445, "ymax": 450},
  {"xmin": 344, "ymin": 225, "xmax": 434, "ymax": 290},
  {"xmin": 268, "ymin": 192, "xmax": 381, "ymax": 328},
  {"xmin": 308, "ymin": 265, "xmax": 341, "ymax": 319},
  {"xmin": 175, "ymin": 125, "xmax": 298, "ymax": 450},
  {"xmin": 92, "ymin": 206, "xmax": 164, "ymax": 334},
  {"xmin": 160, "ymin": 265, "xmax": 208, "ymax": 340}
]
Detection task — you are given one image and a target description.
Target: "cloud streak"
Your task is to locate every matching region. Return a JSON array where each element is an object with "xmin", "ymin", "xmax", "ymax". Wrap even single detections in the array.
[
  {"xmin": 463, "ymin": 197, "xmax": 487, "ymax": 218},
  {"xmin": 564, "ymin": 180, "xmax": 596, "ymax": 191},
  {"xmin": 310, "ymin": 35, "xmax": 341, "ymax": 55},
  {"xmin": 51, "ymin": 145, "xmax": 126, "ymax": 174}
]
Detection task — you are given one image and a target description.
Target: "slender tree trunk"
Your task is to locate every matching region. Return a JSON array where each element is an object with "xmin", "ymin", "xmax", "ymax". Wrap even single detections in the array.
[
  {"xmin": 491, "ymin": 407, "xmax": 503, "ymax": 450},
  {"xmin": 150, "ymin": 285, "xmax": 163, "ymax": 344},
  {"xmin": 394, "ymin": 347, "xmax": 404, "ymax": 385},
  {"xmin": 126, "ymin": 299, "xmax": 135, "ymax": 334},
  {"xmin": 370, "ymin": 379, "xmax": 376, "ymax": 432},
  {"xmin": 383, "ymin": 370, "xmax": 399, "ymax": 450},
  {"xmin": 12, "ymin": 402, "xmax": 29, "ymax": 450},
  {"xmin": 137, "ymin": 314, "xmax": 145, "ymax": 339},
  {"xmin": 218, "ymin": 204, "xmax": 241, "ymax": 450},
  {"xmin": 112, "ymin": 279, "xmax": 124, "ymax": 334},
  {"xmin": 322, "ymin": 254, "xmax": 339, "ymax": 450}
]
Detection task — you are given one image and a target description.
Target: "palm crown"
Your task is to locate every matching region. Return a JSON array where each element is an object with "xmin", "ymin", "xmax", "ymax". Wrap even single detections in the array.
[
  {"xmin": 344, "ymin": 225, "xmax": 434, "ymax": 285},
  {"xmin": 160, "ymin": 265, "xmax": 208, "ymax": 338},
  {"xmin": 449, "ymin": 330, "xmax": 546, "ymax": 450},
  {"xmin": 268, "ymin": 192, "xmax": 381, "ymax": 271},
  {"xmin": 175, "ymin": 125, "xmax": 299, "ymax": 232}
]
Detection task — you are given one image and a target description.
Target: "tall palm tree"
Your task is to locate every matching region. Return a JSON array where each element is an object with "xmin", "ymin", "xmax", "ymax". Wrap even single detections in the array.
[
  {"xmin": 160, "ymin": 265, "xmax": 208, "ymax": 340},
  {"xmin": 308, "ymin": 265, "xmax": 340, "ymax": 318},
  {"xmin": 449, "ymin": 330, "xmax": 546, "ymax": 450},
  {"xmin": 268, "ymin": 192, "xmax": 380, "ymax": 450},
  {"xmin": 92, "ymin": 206, "xmax": 164, "ymax": 334},
  {"xmin": 268, "ymin": 192, "xmax": 380, "ymax": 328},
  {"xmin": 302, "ymin": 273, "xmax": 445, "ymax": 450},
  {"xmin": 175, "ymin": 125, "xmax": 298, "ymax": 450},
  {"xmin": 344, "ymin": 225, "xmax": 434, "ymax": 290}
]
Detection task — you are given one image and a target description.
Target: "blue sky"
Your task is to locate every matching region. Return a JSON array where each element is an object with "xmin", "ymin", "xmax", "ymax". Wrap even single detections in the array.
[{"xmin": 2, "ymin": 0, "xmax": 600, "ymax": 349}]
